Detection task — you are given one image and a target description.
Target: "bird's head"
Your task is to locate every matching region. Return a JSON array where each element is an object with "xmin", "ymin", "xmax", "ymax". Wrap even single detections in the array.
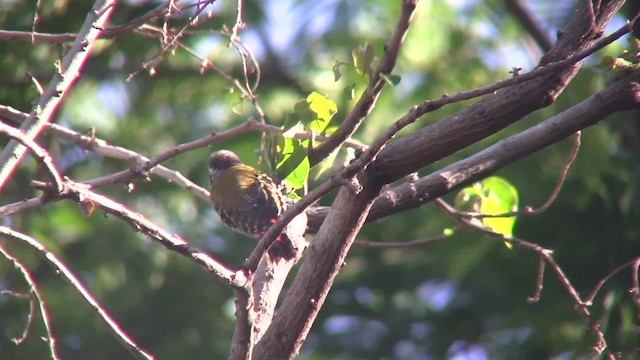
[{"xmin": 209, "ymin": 150, "xmax": 243, "ymax": 181}]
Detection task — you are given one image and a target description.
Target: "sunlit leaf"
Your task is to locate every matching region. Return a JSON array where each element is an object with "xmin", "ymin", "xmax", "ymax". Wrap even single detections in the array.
[
  {"xmin": 457, "ymin": 176, "xmax": 519, "ymax": 248},
  {"xmin": 307, "ymin": 92, "xmax": 337, "ymax": 134},
  {"xmin": 284, "ymin": 156, "xmax": 310, "ymax": 190},
  {"xmin": 363, "ymin": 42, "xmax": 376, "ymax": 74},
  {"xmin": 479, "ymin": 177, "xmax": 519, "ymax": 247},
  {"xmin": 276, "ymin": 137, "xmax": 310, "ymax": 190}
]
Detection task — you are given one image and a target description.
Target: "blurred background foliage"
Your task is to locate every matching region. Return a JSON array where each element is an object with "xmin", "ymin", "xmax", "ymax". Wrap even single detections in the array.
[{"xmin": 1, "ymin": 0, "xmax": 639, "ymax": 359}]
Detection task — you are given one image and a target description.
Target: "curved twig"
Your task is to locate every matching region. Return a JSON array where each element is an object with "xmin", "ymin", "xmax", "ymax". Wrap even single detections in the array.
[
  {"xmin": 0, "ymin": 245, "xmax": 61, "ymax": 359},
  {"xmin": 0, "ymin": 227, "xmax": 156, "ymax": 360}
]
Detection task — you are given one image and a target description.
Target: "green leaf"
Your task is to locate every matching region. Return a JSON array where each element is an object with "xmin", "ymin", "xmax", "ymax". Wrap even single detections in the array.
[
  {"xmin": 293, "ymin": 99, "xmax": 315, "ymax": 124},
  {"xmin": 284, "ymin": 156, "xmax": 310, "ymax": 190},
  {"xmin": 380, "ymin": 73, "xmax": 402, "ymax": 86},
  {"xmin": 457, "ymin": 176, "xmax": 519, "ymax": 248},
  {"xmin": 479, "ymin": 177, "xmax": 519, "ymax": 248},
  {"xmin": 363, "ymin": 42, "xmax": 376, "ymax": 73},
  {"xmin": 276, "ymin": 137, "xmax": 310, "ymax": 190},
  {"xmin": 324, "ymin": 126, "xmax": 338, "ymax": 136},
  {"xmin": 455, "ymin": 184, "xmax": 483, "ymax": 210},
  {"xmin": 306, "ymin": 92, "xmax": 337, "ymax": 134},
  {"xmin": 352, "ymin": 42, "xmax": 376, "ymax": 75}
]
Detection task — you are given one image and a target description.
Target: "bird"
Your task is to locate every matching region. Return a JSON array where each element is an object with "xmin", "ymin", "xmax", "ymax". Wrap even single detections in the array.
[{"xmin": 208, "ymin": 150, "xmax": 296, "ymax": 260}]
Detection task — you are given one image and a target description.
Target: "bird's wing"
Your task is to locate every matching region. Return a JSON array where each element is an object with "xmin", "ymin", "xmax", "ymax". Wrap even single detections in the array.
[{"xmin": 234, "ymin": 170, "xmax": 282, "ymax": 220}]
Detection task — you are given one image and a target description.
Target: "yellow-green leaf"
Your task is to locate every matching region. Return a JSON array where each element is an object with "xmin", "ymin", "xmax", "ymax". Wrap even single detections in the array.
[
  {"xmin": 306, "ymin": 92, "xmax": 337, "ymax": 134},
  {"xmin": 276, "ymin": 137, "xmax": 310, "ymax": 190},
  {"xmin": 457, "ymin": 176, "xmax": 519, "ymax": 248}
]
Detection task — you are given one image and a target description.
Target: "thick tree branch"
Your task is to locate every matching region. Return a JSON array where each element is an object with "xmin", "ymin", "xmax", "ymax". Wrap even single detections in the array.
[
  {"xmin": 229, "ymin": 211, "xmax": 308, "ymax": 360},
  {"xmin": 307, "ymin": 71, "xmax": 640, "ymax": 233},
  {"xmin": 255, "ymin": 172, "xmax": 382, "ymax": 358},
  {"xmin": 239, "ymin": 7, "xmax": 636, "ymax": 276},
  {"xmin": 373, "ymin": 0, "xmax": 627, "ymax": 183}
]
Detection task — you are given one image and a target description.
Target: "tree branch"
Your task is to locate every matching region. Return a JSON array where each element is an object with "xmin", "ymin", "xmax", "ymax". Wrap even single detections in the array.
[
  {"xmin": 373, "ymin": 1, "xmax": 630, "ymax": 183},
  {"xmin": 0, "ymin": 227, "xmax": 156, "ymax": 360},
  {"xmin": 308, "ymin": 0, "xmax": 418, "ymax": 166},
  {"xmin": 255, "ymin": 172, "xmax": 382, "ymax": 358},
  {"xmin": 0, "ymin": 0, "xmax": 117, "ymax": 194},
  {"xmin": 0, "ymin": 244, "xmax": 61, "ymax": 359},
  {"xmin": 31, "ymin": 179, "xmax": 243, "ymax": 288},
  {"xmin": 307, "ymin": 71, "xmax": 640, "ymax": 233},
  {"xmin": 0, "ymin": 122, "xmax": 64, "ymax": 193}
]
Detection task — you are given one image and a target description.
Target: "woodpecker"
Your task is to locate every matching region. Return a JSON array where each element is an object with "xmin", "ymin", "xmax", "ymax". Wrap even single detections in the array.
[{"xmin": 208, "ymin": 150, "xmax": 295, "ymax": 260}]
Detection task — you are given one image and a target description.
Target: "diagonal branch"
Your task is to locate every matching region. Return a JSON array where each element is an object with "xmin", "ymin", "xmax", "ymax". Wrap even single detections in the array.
[
  {"xmin": 0, "ymin": 227, "xmax": 156, "ymax": 360},
  {"xmin": 374, "ymin": 2, "xmax": 632, "ymax": 183},
  {"xmin": 0, "ymin": 0, "xmax": 117, "ymax": 195},
  {"xmin": 0, "ymin": 244, "xmax": 62, "ymax": 360},
  {"xmin": 255, "ymin": 171, "xmax": 382, "ymax": 359},
  {"xmin": 0, "ymin": 0, "xmax": 185, "ymax": 44},
  {"xmin": 308, "ymin": 0, "xmax": 418, "ymax": 166},
  {"xmin": 32, "ymin": 179, "xmax": 243, "ymax": 288},
  {"xmin": 306, "ymin": 70, "xmax": 640, "ymax": 233},
  {"xmin": 0, "ymin": 122, "xmax": 64, "ymax": 193}
]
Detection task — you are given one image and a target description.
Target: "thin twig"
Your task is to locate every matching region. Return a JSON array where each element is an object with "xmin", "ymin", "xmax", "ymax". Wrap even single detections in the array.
[
  {"xmin": 465, "ymin": 130, "xmax": 582, "ymax": 219},
  {"xmin": 631, "ymin": 259, "xmax": 640, "ymax": 309},
  {"xmin": 175, "ymin": 40, "xmax": 264, "ymax": 114},
  {"xmin": 86, "ymin": 119, "xmax": 265, "ymax": 188},
  {"xmin": 0, "ymin": 122, "xmax": 64, "ymax": 193},
  {"xmin": 434, "ymin": 198, "xmax": 589, "ymax": 313},
  {"xmin": 0, "ymin": 115, "xmax": 363, "ymax": 218},
  {"xmin": 0, "ymin": 290, "xmax": 35, "ymax": 345},
  {"xmin": 0, "ymin": 227, "xmax": 156, "ymax": 360},
  {"xmin": 0, "ymin": 108, "xmax": 362, "ymax": 212},
  {"xmin": 0, "ymin": 245, "xmax": 61, "ymax": 359},
  {"xmin": 354, "ymin": 226, "xmax": 460, "ymax": 249},
  {"xmin": 31, "ymin": 179, "xmax": 242, "ymax": 287},
  {"xmin": 0, "ymin": 1, "xmax": 213, "ymax": 44},
  {"xmin": 371, "ymin": 15, "xmax": 638, "ymax": 155},
  {"xmin": 0, "ymin": 0, "xmax": 116, "ymax": 195},
  {"xmin": 126, "ymin": 1, "xmax": 215, "ymax": 82},
  {"xmin": 431, "ymin": 198, "xmax": 615, "ymax": 353},
  {"xmin": 527, "ymin": 255, "xmax": 546, "ymax": 303},
  {"xmin": 584, "ymin": 256, "xmax": 640, "ymax": 305}
]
